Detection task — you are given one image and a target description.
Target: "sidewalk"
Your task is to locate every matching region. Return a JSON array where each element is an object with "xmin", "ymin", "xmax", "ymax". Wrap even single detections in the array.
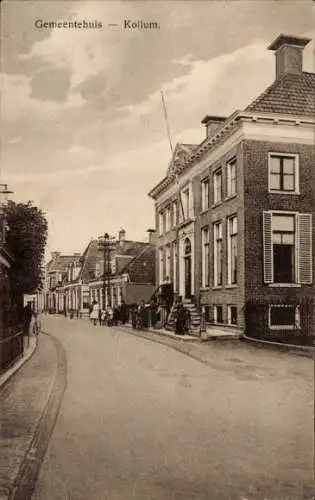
[
  {"xmin": 0, "ymin": 334, "xmax": 58, "ymax": 500},
  {"xmin": 0, "ymin": 336, "xmax": 37, "ymax": 390},
  {"xmin": 119, "ymin": 323, "xmax": 241, "ymax": 342}
]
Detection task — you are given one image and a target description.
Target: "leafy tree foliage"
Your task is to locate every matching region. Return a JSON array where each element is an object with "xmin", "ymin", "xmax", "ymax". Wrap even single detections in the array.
[{"xmin": 5, "ymin": 201, "xmax": 48, "ymax": 306}]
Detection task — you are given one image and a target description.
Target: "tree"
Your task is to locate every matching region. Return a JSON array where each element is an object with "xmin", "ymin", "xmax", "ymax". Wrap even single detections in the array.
[{"xmin": 4, "ymin": 201, "xmax": 48, "ymax": 307}]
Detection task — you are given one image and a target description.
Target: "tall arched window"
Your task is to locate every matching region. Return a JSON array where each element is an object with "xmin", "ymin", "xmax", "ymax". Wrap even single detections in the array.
[{"xmin": 184, "ymin": 238, "xmax": 191, "ymax": 255}]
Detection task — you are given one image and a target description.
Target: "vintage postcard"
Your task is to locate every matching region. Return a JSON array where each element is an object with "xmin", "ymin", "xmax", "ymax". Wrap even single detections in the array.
[{"xmin": 0, "ymin": 1, "xmax": 314, "ymax": 499}]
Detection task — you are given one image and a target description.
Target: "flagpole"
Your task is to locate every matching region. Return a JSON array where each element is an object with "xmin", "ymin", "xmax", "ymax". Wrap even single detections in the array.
[
  {"xmin": 160, "ymin": 91, "xmax": 185, "ymax": 221},
  {"xmin": 161, "ymin": 91, "xmax": 173, "ymax": 154}
]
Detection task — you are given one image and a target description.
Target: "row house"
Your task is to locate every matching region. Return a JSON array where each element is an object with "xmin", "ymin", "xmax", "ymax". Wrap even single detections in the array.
[
  {"xmin": 51, "ymin": 229, "xmax": 156, "ymax": 317},
  {"xmin": 149, "ymin": 34, "xmax": 315, "ymax": 342},
  {"xmin": 45, "ymin": 252, "xmax": 81, "ymax": 313}
]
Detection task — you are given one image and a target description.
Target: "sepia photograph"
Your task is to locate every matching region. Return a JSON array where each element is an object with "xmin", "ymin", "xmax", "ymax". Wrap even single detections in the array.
[{"xmin": 0, "ymin": 1, "xmax": 314, "ymax": 499}]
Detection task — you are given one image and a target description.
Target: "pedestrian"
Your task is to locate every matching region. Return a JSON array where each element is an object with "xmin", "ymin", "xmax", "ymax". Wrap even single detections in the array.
[
  {"xmin": 175, "ymin": 303, "xmax": 188, "ymax": 335},
  {"xmin": 137, "ymin": 300, "xmax": 148, "ymax": 329},
  {"xmin": 113, "ymin": 305, "xmax": 120, "ymax": 326},
  {"xmin": 131, "ymin": 305, "xmax": 137, "ymax": 329},
  {"xmin": 32, "ymin": 312, "xmax": 41, "ymax": 336},
  {"xmin": 120, "ymin": 300, "xmax": 129, "ymax": 325},
  {"xmin": 106, "ymin": 305, "xmax": 114, "ymax": 326},
  {"xmin": 23, "ymin": 301, "xmax": 33, "ymax": 341},
  {"xmin": 90, "ymin": 300, "xmax": 100, "ymax": 326},
  {"xmin": 100, "ymin": 308, "xmax": 106, "ymax": 326},
  {"xmin": 149, "ymin": 299, "xmax": 158, "ymax": 328}
]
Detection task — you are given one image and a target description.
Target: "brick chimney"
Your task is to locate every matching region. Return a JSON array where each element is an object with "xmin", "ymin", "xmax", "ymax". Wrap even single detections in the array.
[
  {"xmin": 268, "ymin": 34, "xmax": 311, "ymax": 80},
  {"xmin": 147, "ymin": 229, "xmax": 156, "ymax": 245},
  {"xmin": 118, "ymin": 228, "xmax": 126, "ymax": 244},
  {"xmin": 51, "ymin": 251, "xmax": 60, "ymax": 261},
  {"xmin": 201, "ymin": 115, "xmax": 226, "ymax": 139}
]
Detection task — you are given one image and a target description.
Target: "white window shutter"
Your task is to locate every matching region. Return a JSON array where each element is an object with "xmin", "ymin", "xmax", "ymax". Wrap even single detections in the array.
[
  {"xmin": 263, "ymin": 211, "xmax": 273, "ymax": 283},
  {"xmin": 297, "ymin": 213, "xmax": 312, "ymax": 284}
]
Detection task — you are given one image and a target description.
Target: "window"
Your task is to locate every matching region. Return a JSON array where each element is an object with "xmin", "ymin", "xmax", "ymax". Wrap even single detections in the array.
[
  {"xmin": 214, "ymin": 222, "xmax": 223, "ymax": 286},
  {"xmin": 201, "ymin": 227, "xmax": 210, "ymax": 288},
  {"xmin": 228, "ymin": 306, "xmax": 237, "ymax": 325},
  {"xmin": 201, "ymin": 178, "xmax": 209, "ymax": 212},
  {"xmin": 165, "ymin": 245, "xmax": 171, "ymax": 279},
  {"xmin": 158, "ymin": 211, "xmax": 164, "ymax": 235},
  {"xmin": 172, "ymin": 201, "xmax": 177, "ymax": 227},
  {"xmin": 165, "ymin": 205, "xmax": 171, "ymax": 232},
  {"xmin": 227, "ymin": 216, "xmax": 237, "ymax": 284},
  {"xmin": 159, "ymin": 248, "xmax": 164, "ymax": 284},
  {"xmin": 213, "ymin": 305, "xmax": 223, "ymax": 323},
  {"xmin": 213, "ymin": 169, "xmax": 222, "ymax": 204},
  {"xmin": 95, "ymin": 262, "xmax": 101, "ymax": 278},
  {"xmin": 263, "ymin": 212, "xmax": 312, "ymax": 284},
  {"xmin": 181, "ymin": 187, "xmax": 190, "ymax": 219},
  {"xmin": 268, "ymin": 154, "xmax": 299, "ymax": 193},
  {"xmin": 227, "ymin": 159, "xmax": 236, "ymax": 197},
  {"xmin": 269, "ymin": 305, "xmax": 300, "ymax": 330},
  {"xmin": 273, "ymin": 214, "xmax": 295, "ymax": 283}
]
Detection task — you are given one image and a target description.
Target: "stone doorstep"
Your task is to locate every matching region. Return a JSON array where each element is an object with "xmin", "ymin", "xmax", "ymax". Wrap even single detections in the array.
[
  {"xmin": 151, "ymin": 328, "xmax": 199, "ymax": 342},
  {"xmin": 203, "ymin": 327, "xmax": 242, "ymax": 340}
]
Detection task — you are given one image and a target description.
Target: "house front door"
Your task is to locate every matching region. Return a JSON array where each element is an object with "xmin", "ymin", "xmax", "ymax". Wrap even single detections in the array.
[{"xmin": 184, "ymin": 255, "xmax": 191, "ymax": 298}]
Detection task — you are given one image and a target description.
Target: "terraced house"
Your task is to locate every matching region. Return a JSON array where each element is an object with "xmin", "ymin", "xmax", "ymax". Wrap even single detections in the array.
[
  {"xmin": 49, "ymin": 229, "xmax": 156, "ymax": 318},
  {"xmin": 149, "ymin": 34, "xmax": 315, "ymax": 343}
]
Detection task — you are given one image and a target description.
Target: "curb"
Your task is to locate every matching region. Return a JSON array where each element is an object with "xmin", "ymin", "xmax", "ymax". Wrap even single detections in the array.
[
  {"xmin": 8, "ymin": 332, "xmax": 67, "ymax": 500},
  {"xmin": 0, "ymin": 337, "xmax": 38, "ymax": 390},
  {"xmin": 241, "ymin": 334, "xmax": 314, "ymax": 358},
  {"xmin": 122, "ymin": 324, "xmax": 200, "ymax": 342}
]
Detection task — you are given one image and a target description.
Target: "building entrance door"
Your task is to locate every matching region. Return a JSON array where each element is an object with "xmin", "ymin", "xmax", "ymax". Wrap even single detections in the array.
[
  {"xmin": 184, "ymin": 256, "xmax": 191, "ymax": 298},
  {"xmin": 184, "ymin": 237, "xmax": 192, "ymax": 298}
]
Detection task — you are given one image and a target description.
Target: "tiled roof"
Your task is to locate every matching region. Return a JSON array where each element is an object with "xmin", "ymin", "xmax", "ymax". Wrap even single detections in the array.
[
  {"xmin": 121, "ymin": 244, "xmax": 155, "ymax": 284},
  {"xmin": 246, "ymin": 72, "xmax": 315, "ymax": 117},
  {"xmin": 47, "ymin": 255, "xmax": 79, "ymax": 273},
  {"xmin": 79, "ymin": 239, "xmax": 149, "ymax": 282}
]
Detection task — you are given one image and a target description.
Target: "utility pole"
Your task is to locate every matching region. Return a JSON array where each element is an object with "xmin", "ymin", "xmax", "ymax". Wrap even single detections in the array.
[
  {"xmin": 98, "ymin": 233, "xmax": 116, "ymax": 308},
  {"xmin": 0, "ymin": 184, "xmax": 13, "ymax": 244}
]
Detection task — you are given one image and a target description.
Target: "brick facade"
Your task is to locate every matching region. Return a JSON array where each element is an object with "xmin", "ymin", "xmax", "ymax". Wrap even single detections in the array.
[{"xmin": 149, "ymin": 34, "xmax": 315, "ymax": 340}]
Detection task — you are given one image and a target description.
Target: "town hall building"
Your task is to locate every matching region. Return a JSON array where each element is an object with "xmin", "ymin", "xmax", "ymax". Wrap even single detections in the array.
[{"xmin": 149, "ymin": 34, "xmax": 315, "ymax": 343}]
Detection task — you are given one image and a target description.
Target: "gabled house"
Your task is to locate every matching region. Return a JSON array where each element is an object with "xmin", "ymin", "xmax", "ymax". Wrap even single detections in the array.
[
  {"xmin": 149, "ymin": 34, "xmax": 315, "ymax": 343},
  {"xmin": 45, "ymin": 252, "xmax": 81, "ymax": 313},
  {"xmin": 87, "ymin": 229, "xmax": 155, "ymax": 312}
]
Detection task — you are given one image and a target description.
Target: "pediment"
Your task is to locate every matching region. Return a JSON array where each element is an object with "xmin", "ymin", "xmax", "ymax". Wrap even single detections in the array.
[{"xmin": 166, "ymin": 143, "xmax": 196, "ymax": 178}]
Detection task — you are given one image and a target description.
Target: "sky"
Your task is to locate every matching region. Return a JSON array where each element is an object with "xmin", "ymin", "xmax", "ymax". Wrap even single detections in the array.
[{"xmin": 1, "ymin": 0, "xmax": 315, "ymax": 257}]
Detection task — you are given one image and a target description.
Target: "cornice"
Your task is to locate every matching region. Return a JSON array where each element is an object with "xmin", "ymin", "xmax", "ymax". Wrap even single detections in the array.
[{"xmin": 148, "ymin": 110, "xmax": 315, "ymax": 200}]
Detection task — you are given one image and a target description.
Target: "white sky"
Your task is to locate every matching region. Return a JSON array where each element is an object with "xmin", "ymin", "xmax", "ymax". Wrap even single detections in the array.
[{"xmin": 1, "ymin": 0, "xmax": 315, "ymax": 256}]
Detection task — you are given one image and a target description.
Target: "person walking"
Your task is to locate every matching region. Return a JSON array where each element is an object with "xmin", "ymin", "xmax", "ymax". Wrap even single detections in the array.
[
  {"xmin": 106, "ymin": 305, "xmax": 114, "ymax": 326},
  {"xmin": 90, "ymin": 300, "xmax": 100, "ymax": 326},
  {"xmin": 23, "ymin": 301, "xmax": 33, "ymax": 345}
]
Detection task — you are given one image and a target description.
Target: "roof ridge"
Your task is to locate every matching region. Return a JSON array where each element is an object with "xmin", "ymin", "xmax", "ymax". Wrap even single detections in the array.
[{"xmin": 120, "ymin": 244, "xmax": 151, "ymax": 275}]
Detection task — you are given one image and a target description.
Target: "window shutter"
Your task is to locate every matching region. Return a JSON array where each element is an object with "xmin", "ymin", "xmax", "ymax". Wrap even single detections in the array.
[
  {"xmin": 263, "ymin": 211, "xmax": 273, "ymax": 283},
  {"xmin": 297, "ymin": 213, "xmax": 312, "ymax": 284},
  {"xmin": 189, "ymin": 186, "xmax": 194, "ymax": 219}
]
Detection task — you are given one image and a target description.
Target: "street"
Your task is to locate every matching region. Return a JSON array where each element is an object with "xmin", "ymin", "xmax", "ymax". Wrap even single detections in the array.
[{"xmin": 32, "ymin": 316, "xmax": 313, "ymax": 500}]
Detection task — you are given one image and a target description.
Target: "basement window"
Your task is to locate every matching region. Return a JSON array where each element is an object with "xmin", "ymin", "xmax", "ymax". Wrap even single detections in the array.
[
  {"xmin": 269, "ymin": 305, "xmax": 300, "ymax": 330},
  {"xmin": 213, "ymin": 305, "xmax": 223, "ymax": 324}
]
